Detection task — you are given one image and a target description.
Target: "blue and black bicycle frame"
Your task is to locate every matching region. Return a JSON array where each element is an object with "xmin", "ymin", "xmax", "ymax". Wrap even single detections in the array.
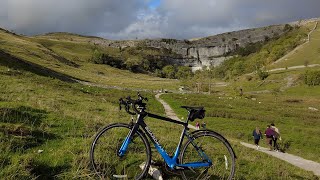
[{"xmin": 118, "ymin": 111, "xmax": 212, "ymax": 170}]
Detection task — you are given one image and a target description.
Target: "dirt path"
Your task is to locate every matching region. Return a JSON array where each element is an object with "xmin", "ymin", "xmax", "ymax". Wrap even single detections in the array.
[
  {"xmin": 267, "ymin": 64, "xmax": 320, "ymax": 72},
  {"xmin": 155, "ymin": 93, "xmax": 196, "ymax": 130},
  {"xmin": 272, "ymin": 21, "xmax": 318, "ymax": 65},
  {"xmin": 240, "ymin": 142, "xmax": 320, "ymax": 176}
]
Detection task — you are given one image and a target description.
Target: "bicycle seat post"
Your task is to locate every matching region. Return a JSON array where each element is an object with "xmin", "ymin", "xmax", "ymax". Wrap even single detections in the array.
[{"xmin": 185, "ymin": 110, "xmax": 192, "ymax": 124}]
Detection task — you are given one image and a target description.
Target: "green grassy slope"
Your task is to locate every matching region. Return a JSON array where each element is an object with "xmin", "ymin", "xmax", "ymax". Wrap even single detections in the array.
[
  {"xmin": 269, "ymin": 21, "xmax": 320, "ymax": 69},
  {"xmin": 1, "ymin": 21, "xmax": 320, "ymax": 179},
  {"xmin": 162, "ymin": 89, "xmax": 320, "ymax": 161},
  {"xmin": 0, "ymin": 54, "xmax": 168, "ymax": 179},
  {"xmin": 0, "ymin": 29, "xmax": 179, "ymax": 91},
  {"xmin": 1, "ymin": 51, "xmax": 317, "ymax": 179}
]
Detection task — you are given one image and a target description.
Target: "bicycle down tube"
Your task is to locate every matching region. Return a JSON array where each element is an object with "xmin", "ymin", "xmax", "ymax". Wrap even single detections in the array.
[{"xmin": 118, "ymin": 112, "xmax": 212, "ymax": 169}]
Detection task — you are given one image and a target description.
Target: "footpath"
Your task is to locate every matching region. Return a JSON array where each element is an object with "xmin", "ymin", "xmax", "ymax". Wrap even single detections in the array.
[
  {"xmin": 240, "ymin": 142, "xmax": 320, "ymax": 176},
  {"xmin": 155, "ymin": 93, "xmax": 196, "ymax": 130},
  {"xmin": 154, "ymin": 95, "xmax": 320, "ymax": 177}
]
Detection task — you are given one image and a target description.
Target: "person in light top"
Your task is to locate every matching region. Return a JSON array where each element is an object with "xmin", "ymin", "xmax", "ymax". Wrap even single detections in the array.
[{"xmin": 271, "ymin": 123, "xmax": 280, "ymax": 151}]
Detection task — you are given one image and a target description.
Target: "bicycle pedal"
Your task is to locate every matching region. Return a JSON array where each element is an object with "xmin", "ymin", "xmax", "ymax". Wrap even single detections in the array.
[
  {"xmin": 174, "ymin": 166, "xmax": 186, "ymax": 170},
  {"xmin": 163, "ymin": 164, "xmax": 181, "ymax": 176},
  {"xmin": 151, "ymin": 160, "xmax": 162, "ymax": 166}
]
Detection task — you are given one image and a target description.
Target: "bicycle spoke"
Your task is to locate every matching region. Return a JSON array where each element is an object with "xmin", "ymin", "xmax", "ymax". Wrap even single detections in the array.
[
  {"xmin": 180, "ymin": 131, "xmax": 235, "ymax": 180},
  {"xmin": 90, "ymin": 124, "xmax": 151, "ymax": 179}
]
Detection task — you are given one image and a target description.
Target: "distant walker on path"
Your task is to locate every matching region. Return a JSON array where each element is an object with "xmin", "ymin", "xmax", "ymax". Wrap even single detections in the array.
[
  {"xmin": 265, "ymin": 125, "xmax": 274, "ymax": 150},
  {"xmin": 252, "ymin": 127, "xmax": 263, "ymax": 149},
  {"xmin": 271, "ymin": 123, "xmax": 281, "ymax": 151}
]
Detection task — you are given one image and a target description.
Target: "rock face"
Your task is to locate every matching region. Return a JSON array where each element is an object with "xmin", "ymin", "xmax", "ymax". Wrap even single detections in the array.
[{"xmin": 88, "ymin": 20, "xmax": 315, "ymax": 71}]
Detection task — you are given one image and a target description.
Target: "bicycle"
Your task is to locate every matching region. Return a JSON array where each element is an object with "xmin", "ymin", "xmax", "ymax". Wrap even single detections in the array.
[{"xmin": 90, "ymin": 93, "xmax": 236, "ymax": 179}]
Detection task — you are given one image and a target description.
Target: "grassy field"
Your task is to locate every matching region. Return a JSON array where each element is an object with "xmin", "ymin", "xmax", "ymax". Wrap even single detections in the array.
[
  {"xmin": 0, "ymin": 55, "xmax": 169, "ymax": 179},
  {"xmin": 1, "ymin": 23, "xmax": 320, "ymax": 179},
  {"xmin": 1, "ymin": 56, "xmax": 318, "ymax": 179}
]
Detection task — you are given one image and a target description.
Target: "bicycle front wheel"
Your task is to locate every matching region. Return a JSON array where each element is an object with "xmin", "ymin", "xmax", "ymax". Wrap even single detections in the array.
[
  {"xmin": 180, "ymin": 130, "xmax": 236, "ymax": 180},
  {"xmin": 90, "ymin": 123, "xmax": 151, "ymax": 179}
]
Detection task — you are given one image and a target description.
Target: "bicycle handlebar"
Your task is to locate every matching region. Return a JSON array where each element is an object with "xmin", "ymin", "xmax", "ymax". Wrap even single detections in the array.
[{"xmin": 119, "ymin": 93, "xmax": 148, "ymax": 115}]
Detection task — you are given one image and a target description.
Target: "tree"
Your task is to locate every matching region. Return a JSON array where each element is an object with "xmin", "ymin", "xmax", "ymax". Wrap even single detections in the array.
[
  {"xmin": 125, "ymin": 57, "xmax": 142, "ymax": 72},
  {"xmin": 91, "ymin": 49, "xmax": 103, "ymax": 64},
  {"xmin": 257, "ymin": 69, "xmax": 269, "ymax": 80},
  {"xmin": 176, "ymin": 66, "xmax": 193, "ymax": 79},
  {"xmin": 162, "ymin": 65, "xmax": 176, "ymax": 79},
  {"xmin": 155, "ymin": 69, "xmax": 165, "ymax": 78},
  {"xmin": 305, "ymin": 70, "xmax": 320, "ymax": 86},
  {"xmin": 232, "ymin": 61, "xmax": 245, "ymax": 76}
]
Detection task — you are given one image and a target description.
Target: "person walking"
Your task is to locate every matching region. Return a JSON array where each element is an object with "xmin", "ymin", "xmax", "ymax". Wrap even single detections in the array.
[
  {"xmin": 252, "ymin": 127, "xmax": 263, "ymax": 149},
  {"xmin": 195, "ymin": 122, "xmax": 200, "ymax": 130},
  {"xmin": 265, "ymin": 125, "xmax": 274, "ymax": 151},
  {"xmin": 271, "ymin": 123, "xmax": 280, "ymax": 151},
  {"xmin": 201, "ymin": 121, "xmax": 206, "ymax": 129}
]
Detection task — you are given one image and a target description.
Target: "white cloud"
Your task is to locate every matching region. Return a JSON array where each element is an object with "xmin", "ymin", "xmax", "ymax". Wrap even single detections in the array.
[
  {"xmin": 1, "ymin": 0, "xmax": 320, "ymax": 39},
  {"xmin": 1, "ymin": 0, "xmax": 146, "ymax": 35}
]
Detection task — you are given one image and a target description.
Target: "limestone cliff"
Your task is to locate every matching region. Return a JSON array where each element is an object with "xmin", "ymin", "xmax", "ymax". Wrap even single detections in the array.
[{"xmin": 89, "ymin": 18, "xmax": 320, "ymax": 70}]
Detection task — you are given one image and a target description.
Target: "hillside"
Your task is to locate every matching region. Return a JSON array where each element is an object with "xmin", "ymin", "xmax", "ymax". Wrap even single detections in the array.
[
  {"xmin": 1, "ymin": 17, "xmax": 320, "ymax": 179},
  {"xmin": 0, "ymin": 28, "xmax": 179, "ymax": 91},
  {"xmin": 0, "ymin": 20, "xmax": 307, "ymax": 92}
]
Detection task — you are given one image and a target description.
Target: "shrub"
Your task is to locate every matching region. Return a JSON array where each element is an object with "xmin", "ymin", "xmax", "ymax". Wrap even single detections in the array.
[
  {"xmin": 257, "ymin": 69, "xmax": 269, "ymax": 80},
  {"xmin": 91, "ymin": 49, "xmax": 103, "ymax": 64},
  {"xmin": 125, "ymin": 58, "xmax": 143, "ymax": 72},
  {"xmin": 304, "ymin": 70, "xmax": 320, "ymax": 86},
  {"xmin": 176, "ymin": 66, "xmax": 193, "ymax": 79},
  {"xmin": 278, "ymin": 139, "xmax": 292, "ymax": 153},
  {"xmin": 155, "ymin": 69, "xmax": 165, "ymax": 78},
  {"xmin": 162, "ymin": 65, "xmax": 176, "ymax": 79},
  {"xmin": 245, "ymin": 75, "xmax": 253, "ymax": 81},
  {"xmin": 283, "ymin": 24, "xmax": 293, "ymax": 32}
]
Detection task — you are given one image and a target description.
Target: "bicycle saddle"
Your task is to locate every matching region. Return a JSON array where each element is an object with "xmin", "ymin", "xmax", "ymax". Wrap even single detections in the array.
[{"xmin": 180, "ymin": 106, "xmax": 204, "ymax": 111}]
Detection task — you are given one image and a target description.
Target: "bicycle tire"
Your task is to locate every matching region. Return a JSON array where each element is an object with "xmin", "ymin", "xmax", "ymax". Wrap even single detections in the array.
[
  {"xmin": 179, "ymin": 130, "xmax": 236, "ymax": 180},
  {"xmin": 90, "ymin": 123, "xmax": 151, "ymax": 179}
]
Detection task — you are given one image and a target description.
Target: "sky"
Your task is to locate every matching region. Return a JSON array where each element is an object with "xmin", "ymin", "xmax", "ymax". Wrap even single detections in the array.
[{"xmin": 1, "ymin": 0, "xmax": 320, "ymax": 40}]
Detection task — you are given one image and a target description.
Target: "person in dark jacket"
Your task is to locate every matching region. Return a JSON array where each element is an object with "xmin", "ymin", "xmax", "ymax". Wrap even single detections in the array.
[
  {"xmin": 253, "ymin": 127, "xmax": 263, "ymax": 149},
  {"xmin": 265, "ymin": 125, "xmax": 274, "ymax": 150}
]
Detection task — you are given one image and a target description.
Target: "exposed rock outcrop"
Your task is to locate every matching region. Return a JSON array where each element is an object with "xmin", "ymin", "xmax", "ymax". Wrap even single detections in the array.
[{"xmin": 89, "ymin": 18, "xmax": 320, "ymax": 71}]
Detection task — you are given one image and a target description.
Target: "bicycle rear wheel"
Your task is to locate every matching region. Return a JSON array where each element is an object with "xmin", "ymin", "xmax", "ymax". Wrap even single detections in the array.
[
  {"xmin": 179, "ymin": 130, "xmax": 236, "ymax": 180},
  {"xmin": 90, "ymin": 123, "xmax": 151, "ymax": 179}
]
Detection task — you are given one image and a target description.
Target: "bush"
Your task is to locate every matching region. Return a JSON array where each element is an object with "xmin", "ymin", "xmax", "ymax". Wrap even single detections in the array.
[
  {"xmin": 305, "ymin": 70, "xmax": 320, "ymax": 86},
  {"xmin": 245, "ymin": 75, "xmax": 253, "ymax": 81},
  {"xmin": 283, "ymin": 24, "xmax": 293, "ymax": 32},
  {"xmin": 91, "ymin": 49, "xmax": 103, "ymax": 64},
  {"xmin": 125, "ymin": 58, "xmax": 141, "ymax": 72},
  {"xmin": 278, "ymin": 139, "xmax": 292, "ymax": 153},
  {"xmin": 257, "ymin": 69, "xmax": 269, "ymax": 80},
  {"xmin": 155, "ymin": 69, "xmax": 165, "ymax": 78},
  {"xmin": 162, "ymin": 65, "xmax": 176, "ymax": 79},
  {"xmin": 176, "ymin": 66, "xmax": 193, "ymax": 79}
]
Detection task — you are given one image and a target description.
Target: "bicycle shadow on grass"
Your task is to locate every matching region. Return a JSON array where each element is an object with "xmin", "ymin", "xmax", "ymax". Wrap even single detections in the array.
[
  {"xmin": 0, "ymin": 106, "xmax": 59, "ymax": 152},
  {"xmin": 29, "ymin": 161, "xmax": 71, "ymax": 180}
]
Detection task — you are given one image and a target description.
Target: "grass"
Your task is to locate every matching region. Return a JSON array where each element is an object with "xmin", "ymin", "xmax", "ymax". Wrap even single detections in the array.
[
  {"xmin": 1, "ymin": 55, "xmax": 318, "ymax": 179},
  {"xmin": 269, "ymin": 21, "xmax": 320, "ymax": 69},
  {"xmin": 0, "ymin": 58, "xmax": 166, "ymax": 178},
  {"xmin": 0, "ymin": 29, "xmax": 180, "ymax": 91},
  {"xmin": 1, "ymin": 24, "xmax": 320, "ymax": 179},
  {"xmin": 161, "ymin": 90, "xmax": 320, "ymax": 164}
]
